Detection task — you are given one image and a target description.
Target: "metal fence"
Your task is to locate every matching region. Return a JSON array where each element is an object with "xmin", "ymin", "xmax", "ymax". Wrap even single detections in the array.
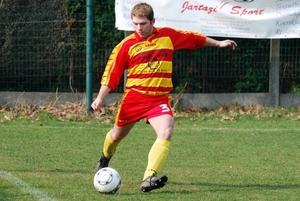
[
  {"xmin": 0, "ymin": 1, "xmax": 86, "ymax": 92},
  {"xmin": 1, "ymin": 2, "xmax": 299, "ymax": 94}
]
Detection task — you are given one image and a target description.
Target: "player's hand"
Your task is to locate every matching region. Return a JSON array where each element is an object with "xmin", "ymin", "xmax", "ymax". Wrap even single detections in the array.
[
  {"xmin": 219, "ymin": 40, "xmax": 237, "ymax": 50},
  {"xmin": 91, "ymin": 98, "xmax": 103, "ymax": 111}
]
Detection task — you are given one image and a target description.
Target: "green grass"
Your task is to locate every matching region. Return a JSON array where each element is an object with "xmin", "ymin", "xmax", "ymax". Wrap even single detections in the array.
[{"xmin": 0, "ymin": 115, "xmax": 300, "ymax": 201}]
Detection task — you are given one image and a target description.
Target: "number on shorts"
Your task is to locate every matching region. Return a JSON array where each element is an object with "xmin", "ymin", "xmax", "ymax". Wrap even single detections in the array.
[{"xmin": 160, "ymin": 104, "xmax": 170, "ymax": 112}]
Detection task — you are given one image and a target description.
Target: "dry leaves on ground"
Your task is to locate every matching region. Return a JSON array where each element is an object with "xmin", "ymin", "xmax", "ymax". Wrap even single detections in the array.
[{"xmin": 1, "ymin": 101, "xmax": 300, "ymax": 123}]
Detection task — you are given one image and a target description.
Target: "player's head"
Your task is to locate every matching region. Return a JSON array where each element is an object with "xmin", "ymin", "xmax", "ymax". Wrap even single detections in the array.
[
  {"xmin": 131, "ymin": 3, "xmax": 154, "ymax": 21},
  {"xmin": 131, "ymin": 3, "xmax": 155, "ymax": 39}
]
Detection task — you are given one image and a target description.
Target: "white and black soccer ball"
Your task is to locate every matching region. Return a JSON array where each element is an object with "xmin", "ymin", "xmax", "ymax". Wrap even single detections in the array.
[{"xmin": 93, "ymin": 167, "xmax": 121, "ymax": 194}]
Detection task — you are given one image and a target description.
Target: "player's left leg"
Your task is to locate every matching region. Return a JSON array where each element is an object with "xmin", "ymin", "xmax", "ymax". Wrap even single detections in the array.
[{"xmin": 141, "ymin": 114, "xmax": 174, "ymax": 192}]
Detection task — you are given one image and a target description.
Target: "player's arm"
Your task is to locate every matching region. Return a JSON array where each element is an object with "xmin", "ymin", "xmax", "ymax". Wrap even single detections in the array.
[
  {"xmin": 92, "ymin": 40, "xmax": 129, "ymax": 111},
  {"xmin": 91, "ymin": 85, "xmax": 112, "ymax": 111},
  {"xmin": 204, "ymin": 37, "xmax": 237, "ymax": 50},
  {"xmin": 168, "ymin": 28, "xmax": 237, "ymax": 50}
]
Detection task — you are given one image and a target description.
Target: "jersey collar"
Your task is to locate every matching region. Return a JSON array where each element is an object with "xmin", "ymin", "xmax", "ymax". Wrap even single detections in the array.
[{"xmin": 134, "ymin": 27, "xmax": 159, "ymax": 42}]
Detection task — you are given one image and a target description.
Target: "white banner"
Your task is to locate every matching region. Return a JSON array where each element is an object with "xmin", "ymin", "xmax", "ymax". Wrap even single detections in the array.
[{"xmin": 115, "ymin": 0, "xmax": 300, "ymax": 38}]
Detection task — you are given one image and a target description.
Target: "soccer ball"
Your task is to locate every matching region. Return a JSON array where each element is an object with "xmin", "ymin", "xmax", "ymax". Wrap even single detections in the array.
[{"xmin": 93, "ymin": 167, "xmax": 121, "ymax": 194}]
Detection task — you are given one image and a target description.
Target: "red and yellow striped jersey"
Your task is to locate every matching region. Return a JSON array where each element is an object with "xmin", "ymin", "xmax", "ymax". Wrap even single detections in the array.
[{"xmin": 101, "ymin": 27, "xmax": 206, "ymax": 96}]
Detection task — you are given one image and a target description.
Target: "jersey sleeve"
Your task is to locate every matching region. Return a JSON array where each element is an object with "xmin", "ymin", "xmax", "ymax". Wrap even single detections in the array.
[
  {"xmin": 101, "ymin": 41, "xmax": 129, "ymax": 91},
  {"xmin": 165, "ymin": 28, "xmax": 207, "ymax": 51}
]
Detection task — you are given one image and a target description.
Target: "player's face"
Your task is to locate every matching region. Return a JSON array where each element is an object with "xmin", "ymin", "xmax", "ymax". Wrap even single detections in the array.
[{"xmin": 132, "ymin": 16, "xmax": 154, "ymax": 39}]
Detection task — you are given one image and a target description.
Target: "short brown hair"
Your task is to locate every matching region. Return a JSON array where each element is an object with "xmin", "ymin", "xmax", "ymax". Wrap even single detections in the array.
[{"xmin": 131, "ymin": 2, "xmax": 154, "ymax": 21}]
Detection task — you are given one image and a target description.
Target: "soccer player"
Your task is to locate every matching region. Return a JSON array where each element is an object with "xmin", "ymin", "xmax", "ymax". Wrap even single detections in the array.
[{"xmin": 91, "ymin": 2, "xmax": 237, "ymax": 192}]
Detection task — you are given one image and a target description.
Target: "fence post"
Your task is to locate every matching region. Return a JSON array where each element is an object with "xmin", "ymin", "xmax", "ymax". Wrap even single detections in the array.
[
  {"xmin": 86, "ymin": 0, "xmax": 94, "ymax": 112},
  {"xmin": 269, "ymin": 39, "xmax": 280, "ymax": 108}
]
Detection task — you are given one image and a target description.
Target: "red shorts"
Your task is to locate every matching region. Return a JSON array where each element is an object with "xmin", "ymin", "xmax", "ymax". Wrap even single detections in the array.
[{"xmin": 115, "ymin": 90, "xmax": 173, "ymax": 127}]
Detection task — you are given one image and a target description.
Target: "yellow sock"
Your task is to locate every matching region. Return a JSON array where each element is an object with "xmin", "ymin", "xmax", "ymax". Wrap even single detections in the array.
[
  {"xmin": 143, "ymin": 138, "xmax": 170, "ymax": 180},
  {"xmin": 102, "ymin": 130, "xmax": 121, "ymax": 158}
]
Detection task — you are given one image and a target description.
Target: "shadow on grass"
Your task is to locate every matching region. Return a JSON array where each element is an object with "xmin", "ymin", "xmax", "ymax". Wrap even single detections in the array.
[
  {"xmin": 171, "ymin": 181, "xmax": 300, "ymax": 191},
  {"xmin": 120, "ymin": 182, "xmax": 300, "ymax": 196},
  {"xmin": 13, "ymin": 168, "xmax": 90, "ymax": 174}
]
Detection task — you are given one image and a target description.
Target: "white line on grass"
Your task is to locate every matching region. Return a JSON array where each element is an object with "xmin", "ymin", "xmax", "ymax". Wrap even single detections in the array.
[
  {"xmin": 3, "ymin": 124, "xmax": 300, "ymax": 132},
  {"xmin": 0, "ymin": 169, "xmax": 57, "ymax": 201}
]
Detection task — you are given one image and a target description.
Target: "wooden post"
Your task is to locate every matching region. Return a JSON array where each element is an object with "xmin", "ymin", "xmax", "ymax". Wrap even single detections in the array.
[{"xmin": 269, "ymin": 39, "xmax": 280, "ymax": 108}]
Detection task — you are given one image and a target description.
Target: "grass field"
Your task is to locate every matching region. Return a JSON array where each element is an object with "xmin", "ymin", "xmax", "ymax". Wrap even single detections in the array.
[{"xmin": 1, "ymin": 109, "xmax": 300, "ymax": 201}]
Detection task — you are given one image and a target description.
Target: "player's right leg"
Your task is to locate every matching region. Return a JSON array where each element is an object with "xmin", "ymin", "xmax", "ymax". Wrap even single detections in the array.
[{"xmin": 96, "ymin": 122, "xmax": 135, "ymax": 171}]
